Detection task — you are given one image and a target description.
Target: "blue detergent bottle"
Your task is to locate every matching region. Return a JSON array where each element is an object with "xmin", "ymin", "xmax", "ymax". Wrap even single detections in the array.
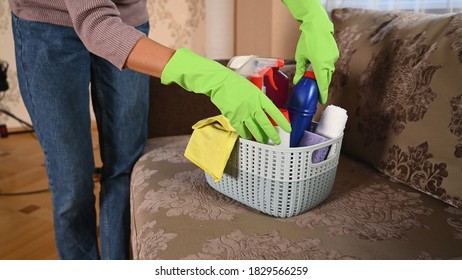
[{"xmin": 287, "ymin": 66, "xmax": 319, "ymax": 147}]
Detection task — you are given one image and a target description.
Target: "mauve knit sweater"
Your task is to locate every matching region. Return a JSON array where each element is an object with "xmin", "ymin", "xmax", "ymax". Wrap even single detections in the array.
[{"xmin": 8, "ymin": 0, "xmax": 149, "ymax": 69}]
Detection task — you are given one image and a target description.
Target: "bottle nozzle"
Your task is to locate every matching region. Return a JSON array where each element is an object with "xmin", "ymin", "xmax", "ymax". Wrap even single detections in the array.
[{"xmin": 304, "ymin": 69, "xmax": 316, "ymax": 80}]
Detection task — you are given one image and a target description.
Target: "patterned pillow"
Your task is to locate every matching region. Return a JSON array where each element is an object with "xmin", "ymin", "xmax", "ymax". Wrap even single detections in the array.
[{"xmin": 324, "ymin": 8, "xmax": 462, "ymax": 208}]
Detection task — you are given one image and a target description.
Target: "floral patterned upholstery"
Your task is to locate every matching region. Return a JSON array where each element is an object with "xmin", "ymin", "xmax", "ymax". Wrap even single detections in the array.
[
  {"xmin": 130, "ymin": 8, "xmax": 462, "ymax": 259},
  {"xmin": 131, "ymin": 135, "xmax": 462, "ymax": 259},
  {"xmin": 323, "ymin": 8, "xmax": 462, "ymax": 208}
]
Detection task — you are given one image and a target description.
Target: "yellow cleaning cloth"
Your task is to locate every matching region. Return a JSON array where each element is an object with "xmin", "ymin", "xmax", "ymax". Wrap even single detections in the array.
[{"xmin": 184, "ymin": 115, "xmax": 239, "ymax": 182}]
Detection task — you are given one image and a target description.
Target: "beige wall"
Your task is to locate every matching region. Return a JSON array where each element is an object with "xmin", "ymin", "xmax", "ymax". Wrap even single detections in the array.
[
  {"xmin": 147, "ymin": 0, "xmax": 207, "ymax": 55},
  {"xmin": 235, "ymin": 0, "xmax": 299, "ymax": 58},
  {"xmin": 0, "ymin": 0, "xmax": 298, "ymax": 128}
]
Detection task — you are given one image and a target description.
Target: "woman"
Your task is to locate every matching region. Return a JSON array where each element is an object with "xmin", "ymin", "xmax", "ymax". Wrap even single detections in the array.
[{"xmin": 8, "ymin": 0, "xmax": 337, "ymax": 259}]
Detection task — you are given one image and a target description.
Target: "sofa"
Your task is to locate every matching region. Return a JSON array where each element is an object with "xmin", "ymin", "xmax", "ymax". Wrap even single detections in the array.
[{"xmin": 130, "ymin": 8, "xmax": 462, "ymax": 259}]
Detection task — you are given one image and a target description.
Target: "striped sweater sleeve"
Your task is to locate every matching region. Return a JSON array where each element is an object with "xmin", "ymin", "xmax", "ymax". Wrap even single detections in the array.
[{"xmin": 64, "ymin": 0, "xmax": 146, "ymax": 69}]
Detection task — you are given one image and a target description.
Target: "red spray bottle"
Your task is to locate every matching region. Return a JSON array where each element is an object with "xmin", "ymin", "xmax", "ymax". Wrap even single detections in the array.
[
  {"xmin": 227, "ymin": 55, "xmax": 289, "ymax": 108},
  {"xmin": 227, "ymin": 55, "xmax": 291, "ymax": 146}
]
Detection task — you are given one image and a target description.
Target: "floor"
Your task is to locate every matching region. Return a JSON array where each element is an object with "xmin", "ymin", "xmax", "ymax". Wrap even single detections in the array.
[{"xmin": 0, "ymin": 125, "xmax": 101, "ymax": 260}]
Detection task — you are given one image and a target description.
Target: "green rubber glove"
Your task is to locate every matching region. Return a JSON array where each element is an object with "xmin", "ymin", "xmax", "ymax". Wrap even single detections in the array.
[
  {"xmin": 282, "ymin": 0, "xmax": 339, "ymax": 104},
  {"xmin": 161, "ymin": 48, "xmax": 291, "ymax": 144}
]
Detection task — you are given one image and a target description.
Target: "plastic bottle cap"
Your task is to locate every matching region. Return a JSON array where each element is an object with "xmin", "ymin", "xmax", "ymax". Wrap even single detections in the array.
[{"xmin": 304, "ymin": 70, "xmax": 316, "ymax": 80}]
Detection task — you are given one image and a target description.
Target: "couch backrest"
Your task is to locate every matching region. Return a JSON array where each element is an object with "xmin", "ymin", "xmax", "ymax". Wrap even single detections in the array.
[
  {"xmin": 325, "ymin": 8, "xmax": 462, "ymax": 208},
  {"xmin": 148, "ymin": 77, "xmax": 220, "ymax": 138},
  {"xmin": 147, "ymin": 62, "xmax": 224, "ymax": 138},
  {"xmin": 147, "ymin": 59, "xmax": 296, "ymax": 138}
]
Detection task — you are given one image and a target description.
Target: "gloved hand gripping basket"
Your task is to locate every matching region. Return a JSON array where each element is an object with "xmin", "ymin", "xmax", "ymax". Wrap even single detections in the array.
[{"xmin": 205, "ymin": 131, "xmax": 343, "ymax": 218}]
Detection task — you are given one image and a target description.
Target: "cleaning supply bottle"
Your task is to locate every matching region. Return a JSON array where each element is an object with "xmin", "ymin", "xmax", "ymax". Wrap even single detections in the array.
[
  {"xmin": 287, "ymin": 65, "xmax": 319, "ymax": 147},
  {"xmin": 266, "ymin": 109, "xmax": 291, "ymax": 148},
  {"xmin": 227, "ymin": 55, "xmax": 291, "ymax": 144},
  {"xmin": 227, "ymin": 55, "xmax": 288, "ymax": 107},
  {"xmin": 264, "ymin": 68, "xmax": 289, "ymax": 108}
]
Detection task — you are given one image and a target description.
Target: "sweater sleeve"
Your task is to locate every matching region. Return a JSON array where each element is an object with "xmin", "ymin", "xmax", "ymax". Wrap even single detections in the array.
[{"xmin": 64, "ymin": 0, "xmax": 146, "ymax": 69}]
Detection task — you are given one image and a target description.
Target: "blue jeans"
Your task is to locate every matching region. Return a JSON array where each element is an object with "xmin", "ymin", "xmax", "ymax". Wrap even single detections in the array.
[{"xmin": 12, "ymin": 14, "xmax": 150, "ymax": 259}]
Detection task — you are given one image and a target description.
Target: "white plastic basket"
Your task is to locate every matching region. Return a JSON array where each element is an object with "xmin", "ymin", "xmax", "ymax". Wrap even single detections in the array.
[{"xmin": 205, "ymin": 131, "xmax": 343, "ymax": 218}]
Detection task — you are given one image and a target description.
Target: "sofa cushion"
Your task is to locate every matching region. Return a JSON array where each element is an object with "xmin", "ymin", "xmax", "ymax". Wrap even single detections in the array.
[
  {"xmin": 325, "ymin": 8, "xmax": 462, "ymax": 208},
  {"xmin": 130, "ymin": 135, "xmax": 462, "ymax": 259}
]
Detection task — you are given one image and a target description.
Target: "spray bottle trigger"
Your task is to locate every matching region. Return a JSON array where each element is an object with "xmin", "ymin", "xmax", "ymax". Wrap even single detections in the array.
[{"xmin": 264, "ymin": 68, "xmax": 278, "ymax": 91}]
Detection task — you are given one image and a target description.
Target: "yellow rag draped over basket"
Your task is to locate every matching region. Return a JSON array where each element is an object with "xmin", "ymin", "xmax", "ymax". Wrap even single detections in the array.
[{"xmin": 184, "ymin": 115, "xmax": 239, "ymax": 182}]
